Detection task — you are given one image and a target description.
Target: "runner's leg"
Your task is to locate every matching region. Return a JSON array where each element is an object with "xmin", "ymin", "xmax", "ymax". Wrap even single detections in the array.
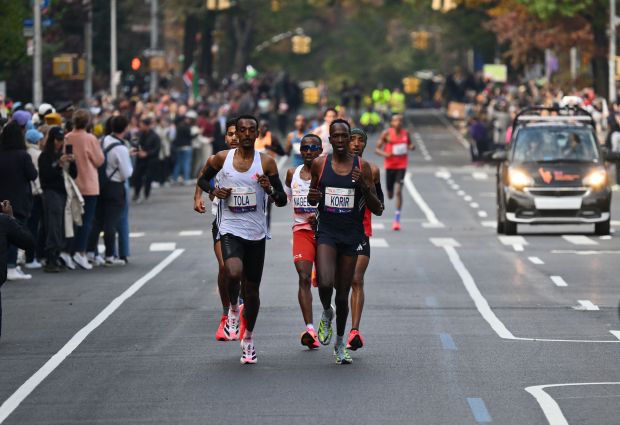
[
  {"xmin": 350, "ymin": 255, "xmax": 369, "ymax": 330},
  {"xmin": 316, "ymin": 243, "xmax": 337, "ymax": 310},
  {"xmin": 295, "ymin": 260, "xmax": 314, "ymax": 325},
  {"xmin": 334, "ymin": 253, "xmax": 357, "ymax": 338}
]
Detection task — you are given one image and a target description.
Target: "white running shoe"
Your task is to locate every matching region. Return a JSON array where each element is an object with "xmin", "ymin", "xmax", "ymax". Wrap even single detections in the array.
[
  {"xmin": 7, "ymin": 266, "xmax": 32, "ymax": 281},
  {"xmin": 24, "ymin": 259, "xmax": 43, "ymax": 269},
  {"xmin": 224, "ymin": 314, "xmax": 239, "ymax": 341},
  {"xmin": 59, "ymin": 252, "xmax": 76, "ymax": 270},
  {"xmin": 104, "ymin": 257, "xmax": 126, "ymax": 267},
  {"xmin": 90, "ymin": 255, "xmax": 106, "ymax": 267},
  {"xmin": 72, "ymin": 253, "xmax": 93, "ymax": 270},
  {"xmin": 240, "ymin": 340, "xmax": 257, "ymax": 364}
]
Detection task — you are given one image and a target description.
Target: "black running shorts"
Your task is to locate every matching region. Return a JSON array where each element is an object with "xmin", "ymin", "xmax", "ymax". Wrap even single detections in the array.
[
  {"xmin": 220, "ymin": 233, "xmax": 266, "ymax": 284},
  {"xmin": 211, "ymin": 219, "xmax": 219, "ymax": 246},
  {"xmin": 357, "ymin": 236, "xmax": 370, "ymax": 257},
  {"xmin": 316, "ymin": 232, "xmax": 360, "ymax": 257},
  {"xmin": 386, "ymin": 168, "xmax": 406, "ymax": 194}
]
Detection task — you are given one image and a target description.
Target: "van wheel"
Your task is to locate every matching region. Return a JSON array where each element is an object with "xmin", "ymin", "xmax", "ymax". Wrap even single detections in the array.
[
  {"xmin": 504, "ymin": 220, "xmax": 517, "ymax": 235},
  {"xmin": 595, "ymin": 218, "xmax": 610, "ymax": 236}
]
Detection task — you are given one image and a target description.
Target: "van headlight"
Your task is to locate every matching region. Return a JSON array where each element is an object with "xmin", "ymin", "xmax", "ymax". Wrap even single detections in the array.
[
  {"xmin": 583, "ymin": 168, "xmax": 607, "ymax": 189},
  {"xmin": 508, "ymin": 168, "xmax": 533, "ymax": 190}
]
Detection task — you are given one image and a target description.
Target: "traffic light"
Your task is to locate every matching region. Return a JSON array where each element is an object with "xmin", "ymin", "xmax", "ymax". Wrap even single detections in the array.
[
  {"xmin": 402, "ymin": 77, "xmax": 421, "ymax": 94},
  {"xmin": 131, "ymin": 57, "xmax": 142, "ymax": 71},
  {"xmin": 292, "ymin": 35, "xmax": 311, "ymax": 54},
  {"xmin": 432, "ymin": 0, "xmax": 457, "ymax": 12},
  {"xmin": 52, "ymin": 54, "xmax": 86, "ymax": 80},
  {"xmin": 410, "ymin": 31, "xmax": 430, "ymax": 50},
  {"xmin": 271, "ymin": 0, "xmax": 281, "ymax": 11},
  {"xmin": 303, "ymin": 87, "xmax": 319, "ymax": 104}
]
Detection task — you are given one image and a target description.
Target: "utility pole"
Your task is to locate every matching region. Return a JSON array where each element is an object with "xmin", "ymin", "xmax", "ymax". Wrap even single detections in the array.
[
  {"xmin": 610, "ymin": 0, "xmax": 618, "ymax": 103},
  {"xmin": 84, "ymin": 0, "xmax": 93, "ymax": 101},
  {"xmin": 149, "ymin": 0, "xmax": 159, "ymax": 97},
  {"xmin": 111, "ymin": 0, "xmax": 117, "ymax": 99},
  {"xmin": 33, "ymin": 0, "xmax": 43, "ymax": 106}
]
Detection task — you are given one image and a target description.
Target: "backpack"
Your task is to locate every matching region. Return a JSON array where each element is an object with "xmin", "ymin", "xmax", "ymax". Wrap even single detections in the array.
[{"xmin": 98, "ymin": 138, "xmax": 123, "ymax": 191}]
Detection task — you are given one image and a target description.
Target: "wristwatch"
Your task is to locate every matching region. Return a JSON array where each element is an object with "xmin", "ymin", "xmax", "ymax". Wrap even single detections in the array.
[{"xmin": 266, "ymin": 185, "xmax": 274, "ymax": 195}]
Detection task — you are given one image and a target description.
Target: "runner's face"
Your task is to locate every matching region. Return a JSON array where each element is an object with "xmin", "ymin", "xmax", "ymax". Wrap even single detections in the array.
[
  {"xmin": 349, "ymin": 134, "xmax": 366, "ymax": 156},
  {"xmin": 295, "ymin": 116, "xmax": 306, "ymax": 130},
  {"xmin": 300, "ymin": 138, "xmax": 322, "ymax": 163},
  {"xmin": 324, "ymin": 110, "xmax": 336, "ymax": 124},
  {"xmin": 391, "ymin": 115, "xmax": 402, "ymax": 128},
  {"xmin": 329, "ymin": 123, "xmax": 350, "ymax": 153},
  {"xmin": 225, "ymin": 125, "xmax": 238, "ymax": 148},
  {"xmin": 236, "ymin": 119, "xmax": 258, "ymax": 148}
]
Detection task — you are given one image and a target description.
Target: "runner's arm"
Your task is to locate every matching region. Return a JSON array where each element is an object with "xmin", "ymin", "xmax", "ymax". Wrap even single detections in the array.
[
  {"xmin": 284, "ymin": 168, "xmax": 294, "ymax": 203},
  {"xmin": 371, "ymin": 164, "xmax": 385, "ymax": 209},
  {"xmin": 375, "ymin": 131, "xmax": 390, "ymax": 157},
  {"xmin": 406, "ymin": 130, "xmax": 415, "ymax": 150},
  {"xmin": 359, "ymin": 160, "xmax": 383, "ymax": 216},
  {"xmin": 196, "ymin": 151, "xmax": 226, "ymax": 193},
  {"xmin": 261, "ymin": 156, "xmax": 287, "ymax": 207}
]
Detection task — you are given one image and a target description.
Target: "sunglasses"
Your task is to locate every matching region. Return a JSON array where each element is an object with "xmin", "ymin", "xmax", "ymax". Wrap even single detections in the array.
[{"xmin": 300, "ymin": 144, "xmax": 321, "ymax": 152}]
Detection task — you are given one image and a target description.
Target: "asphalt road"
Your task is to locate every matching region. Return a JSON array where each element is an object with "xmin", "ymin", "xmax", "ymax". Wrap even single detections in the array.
[{"xmin": 1, "ymin": 110, "xmax": 619, "ymax": 424}]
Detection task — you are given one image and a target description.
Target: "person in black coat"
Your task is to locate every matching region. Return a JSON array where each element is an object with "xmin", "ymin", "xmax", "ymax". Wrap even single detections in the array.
[
  {"xmin": 0, "ymin": 200, "xmax": 35, "ymax": 340},
  {"xmin": 0, "ymin": 121, "xmax": 38, "ymax": 280},
  {"xmin": 132, "ymin": 118, "xmax": 161, "ymax": 202}
]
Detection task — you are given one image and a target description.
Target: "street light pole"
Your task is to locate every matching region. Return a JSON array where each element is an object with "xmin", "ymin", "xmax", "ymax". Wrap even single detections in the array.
[
  {"xmin": 33, "ymin": 0, "xmax": 43, "ymax": 106},
  {"xmin": 111, "ymin": 0, "xmax": 117, "ymax": 99},
  {"xmin": 84, "ymin": 0, "xmax": 93, "ymax": 101},
  {"xmin": 149, "ymin": 0, "xmax": 159, "ymax": 97},
  {"xmin": 610, "ymin": 0, "xmax": 618, "ymax": 103}
]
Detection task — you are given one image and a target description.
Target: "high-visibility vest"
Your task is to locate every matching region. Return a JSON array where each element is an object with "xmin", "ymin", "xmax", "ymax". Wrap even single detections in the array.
[{"xmin": 390, "ymin": 92, "xmax": 405, "ymax": 113}]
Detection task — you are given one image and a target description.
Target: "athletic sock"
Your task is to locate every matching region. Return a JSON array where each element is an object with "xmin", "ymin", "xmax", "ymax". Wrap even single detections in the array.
[
  {"xmin": 323, "ymin": 307, "xmax": 334, "ymax": 320},
  {"xmin": 306, "ymin": 324, "xmax": 315, "ymax": 332},
  {"xmin": 228, "ymin": 305, "xmax": 239, "ymax": 320},
  {"xmin": 243, "ymin": 330, "xmax": 253, "ymax": 342},
  {"xmin": 395, "ymin": 209, "xmax": 401, "ymax": 223},
  {"xmin": 336, "ymin": 335, "xmax": 344, "ymax": 346}
]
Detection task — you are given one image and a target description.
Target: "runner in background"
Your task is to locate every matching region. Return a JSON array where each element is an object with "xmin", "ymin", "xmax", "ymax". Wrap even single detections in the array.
[
  {"xmin": 312, "ymin": 108, "xmax": 337, "ymax": 155},
  {"xmin": 284, "ymin": 114, "xmax": 307, "ymax": 167},
  {"xmin": 375, "ymin": 114, "xmax": 414, "ymax": 230}
]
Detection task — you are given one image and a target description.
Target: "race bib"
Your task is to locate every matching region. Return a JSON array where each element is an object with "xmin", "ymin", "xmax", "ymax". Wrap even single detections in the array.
[
  {"xmin": 228, "ymin": 187, "xmax": 257, "ymax": 213},
  {"xmin": 392, "ymin": 143, "xmax": 408, "ymax": 156},
  {"xmin": 325, "ymin": 187, "xmax": 355, "ymax": 213},
  {"xmin": 292, "ymin": 188, "xmax": 316, "ymax": 214}
]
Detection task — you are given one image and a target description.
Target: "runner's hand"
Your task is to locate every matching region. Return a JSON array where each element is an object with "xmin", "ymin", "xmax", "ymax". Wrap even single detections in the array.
[
  {"xmin": 213, "ymin": 187, "xmax": 232, "ymax": 200},
  {"xmin": 257, "ymin": 174, "xmax": 272, "ymax": 193},
  {"xmin": 307, "ymin": 187, "xmax": 322, "ymax": 203},
  {"xmin": 194, "ymin": 197, "xmax": 206, "ymax": 213},
  {"xmin": 351, "ymin": 167, "xmax": 362, "ymax": 184},
  {"xmin": 0, "ymin": 200, "xmax": 14, "ymax": 217}
]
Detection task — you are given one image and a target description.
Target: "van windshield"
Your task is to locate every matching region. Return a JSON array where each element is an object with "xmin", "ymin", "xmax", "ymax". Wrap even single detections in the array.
[{"xmin": 512, "ymin": 127, "xmax": 599, "ymax": 163}]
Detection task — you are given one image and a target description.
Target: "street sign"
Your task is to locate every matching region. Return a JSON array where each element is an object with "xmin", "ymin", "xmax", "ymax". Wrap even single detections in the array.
[
  {"xmin": 23, "ymin": 17, "xmax": 53, "ymax": 37},
  {"xmin": 143, "ymin": 49, "xmax": 165, "ymax": 57}
]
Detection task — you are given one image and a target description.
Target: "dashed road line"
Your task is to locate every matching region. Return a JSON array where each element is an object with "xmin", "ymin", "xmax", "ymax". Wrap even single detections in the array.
[
  {"xmin": 562, "ymin": 235, "xmax": 598, "ymax": 246},
  {"xmin": 481, "ymin": 221, "xmax": 496, "ymax": 228},
  {"xmin": 457, "ymin": 190, "xmax": 465, "ymax": 196},
  {"xmin": 371, "ymin": 222, "xmax": 385, "ymax": 230},
  {"xmin": 179, "ymin": 230, "xmax": 203, "ymax": 236},
  {"xmin": 477, "ymin": 211, "xmax": 488, "ymax": 218},
  {"xmin": 466, "ymin": 398, "xmax": 492, "ymax": 423},
  {"xmin": 404, "ymin": 172, "xmax": 444, "ymax": 228},
  {"xmin": 129, "ymin": 232, "xmax": 145, "ymax": 238},
  {"xmin": 469, "ymin": 202, "xmax": 479, "ymax": 208},
  {"xmin": 499, "ymin": 236, "xmax": 527, "ymax": 252},
  {"xmin": 464, "ymin": 195, "xmax": 473, "ymax": 201},
  {"xmin": 528, "ymin": 257, "xmax": 544, "ymax": 265},
  {"xmin": 573, "ymin": 300, "xmax": 599, "ymax": 311},
  {"xmin": 149, "ymin": 242, "xmax": 177, "ymax": 252},
  {"xmin": 369, "ymin": 238, "xmax": 389, "ymax": 248},
  {"xmin": 433, "ymin": 111, "xmax": 469, "ymax": 149},
  {"xmin": 551, "ymin": 250, "xmax": 620, "ymax": 255},
  {"xmin": 550, "ymin": 276, "xmax": 567, "ymax": 287},
  {"xmin": 472, "ymin": 172, "xmax": 489, "ymax": 180},
  {"xmin": 413, "ymin": 132, "xmax": 432, "ymax": 161},
  {"xmin": 439, "ymin": 333, "xmax": 457, "ymax": 350}
]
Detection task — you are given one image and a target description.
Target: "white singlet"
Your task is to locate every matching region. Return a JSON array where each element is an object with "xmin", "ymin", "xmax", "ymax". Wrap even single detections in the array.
[
  {"xmin": 285, "ymin": 164, "xmax": 316, "ymax": 232},
  {"xmin": 217, "ymin": 149, "xmax": 270, "ymax": 240}
]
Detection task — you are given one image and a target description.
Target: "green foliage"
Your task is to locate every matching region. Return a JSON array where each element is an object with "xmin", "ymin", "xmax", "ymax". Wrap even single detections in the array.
[
  {"xmin": 0, "ymin": 0, "xmax": 28, "ymax": 81},
  {"xmin": 518, "ymin": 0, "xmax": 594, "ymax": 19}
]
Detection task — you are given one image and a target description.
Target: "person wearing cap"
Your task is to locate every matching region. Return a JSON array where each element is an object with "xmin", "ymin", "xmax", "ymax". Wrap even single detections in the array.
[
  {"xmin": 44, "ymin": 113, "xmax": 62, "ymax": 127},
  {"xmin": 38, "ymin": 127, "xmax": 78, "ymax": 273},
  {"xmin": 24, "ymin": 129, "xmax": 45, "ymax": 269},
  {"xmin": 11, "ymin": 110, "xmax": 32, "ymax": 132},
  {"xmin": 0, "ymin": 120, "xmax": 38, "ymax": 280},
  {"xmin": 65, "ymin": 109, "xmax": 104, "ymax": 270},
  {"xmin": 38, "ymin": 103, "xmax": 56, "ymax": 118}
]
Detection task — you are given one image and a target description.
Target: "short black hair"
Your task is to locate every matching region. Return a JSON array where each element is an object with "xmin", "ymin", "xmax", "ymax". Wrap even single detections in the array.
[
  {"xmin": 324, "ymin": 107, "xmax": 337, "ymax": 118},
  {"xmin": 111, "ymin": 115, "xmax": 129, "ymax": 134},
  {"xmin": 235, "ymin": 114, "xmax": 259, "ymax": 130},
  {"xmin": 225, "ymin": 118, "xmax": 237, "ymax": 130},
  {"xmin": 329, "ymin": 118, "xmax": 351, "ymax": 135},
  {"xmin": 301, "ymin": 134, "xmax": 322, "ymax": 144},
  {"xmin": 141, "ymin": 117, "xmax": 152, "ymax": 126}
]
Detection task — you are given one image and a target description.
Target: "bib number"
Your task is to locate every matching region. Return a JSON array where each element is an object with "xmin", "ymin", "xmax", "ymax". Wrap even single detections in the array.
[
  {"xmin": 228, "ymin": 187, "xmax": 257, "ymax": 213},
  {"xmin": 325, "ymin": 187, "xmax": 355, "ymax": 213},
  {"xmin": 392, "ymin": 143, "xmax": 408, "ymax": 156},
  {"xmin": 293, "ymin": 188, "xmax": 316, "ymax": 214}
]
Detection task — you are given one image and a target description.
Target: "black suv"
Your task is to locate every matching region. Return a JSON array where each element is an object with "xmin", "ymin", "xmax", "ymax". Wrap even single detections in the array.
[{"xmin": 491, "ymin": 106, "xmax": 620, "ymax": 235}]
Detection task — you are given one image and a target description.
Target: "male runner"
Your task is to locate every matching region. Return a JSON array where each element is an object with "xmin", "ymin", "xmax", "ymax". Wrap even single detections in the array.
[
  {"xmin": 197, "ymin": 115, "xmax": 287, "ymax": 364},
  {"xmin": 375, "ymin": 114, "xmax": 414, "ymax": 230},
  {"xmin": 284, "ymin": 134, "xmax": 322, "ymax": 349},
  {"xmin": 194, "ymin": 118, "xmax": 238, "ymax": 341},
  {"xmin": 312, "ymin": 107, "xmax": 337, "ymax": 155},
  {"xmin": 307, "ymin": 119, "xmax": 382, "ymax": 364},
  {"xmin": 347, "ymin": 128, "xmax": 384, "ymax": 350},
  {"xmin": 284, "ymin": 114, "xmax": 307, "ymax": 167}
]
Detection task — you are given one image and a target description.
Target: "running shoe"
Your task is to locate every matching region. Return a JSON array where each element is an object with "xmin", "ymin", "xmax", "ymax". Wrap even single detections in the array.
[
  {"xmin": 7, "ymin": 266, "xmax": 32, "ymax": 281},
  {"xmin": 334, "ymin": 343, "xmax": 352, "ymax": 365},
  {"xmin": 317, "ymin": 306, "xmax": 334, "ymax": 346},
  {"xmin": 301, "ymin": 329, "xmax": 320, "ymax": 349},
  {"xmin": 24, "ymin": 259, "xmax": 43, "ymax": 269},
  {"xmin": 240, "ymin": 340, "xmax": 257, "ymax": 364},
  {"xmin": 238, "ymin": 304, "xmax": 246, "ymax": 342},
  {"xmin": 215, "ymin": 314, "xmax": 228, "ymax": 341},
  {"xmin": 392, "ymin": 220, "xmax": 401, "ymax": 231},
  {"xmin": 224, "ymin": 313, "xmax": 239, "ymax": 341},
  {"xmin": 346, "ymin": 329, "xmax": 364, "ymax": 351},
  {"xmin": 59, "ymin": 252, "xmax": 76, "ymax": 270},
  {"xmin": 73, "ymin": 253, "xmax": 93, "ymax": 270}
]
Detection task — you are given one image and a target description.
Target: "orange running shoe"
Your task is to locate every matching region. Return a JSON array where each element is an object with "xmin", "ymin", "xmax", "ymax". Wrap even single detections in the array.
[
  {"xmin": 215, "ymin": 314, "xmax": 228, "ymax": 341},
  {"xmin": 300, "ymin": 328, "xmax": 320, "ymax": 349},
  {"xmin": 346, "ymin": 329, "xmax": 364, "ymax": 351},
  {"xmin": 392, "ymin": 220, "xmax": 401, "ymax": 231},
  {"xmin": 238, "ymin": 304, "xmax": 246, "ymax": 342}
]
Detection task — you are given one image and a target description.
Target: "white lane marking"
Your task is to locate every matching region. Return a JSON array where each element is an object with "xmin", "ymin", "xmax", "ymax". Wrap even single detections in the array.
[
  {"xmin": 472, "ymin": 172, "xmax": 489, "ymax": 180},
  {"xmin": 478, "ymin": 211, "xmax": 488, "ymax": 218},
  {"xmin": 149, "ymin": 242, "xmax": 177, "ymax": 252},
  {"xmin": 469, "ymin": 202, "xmax": 479, "ymax": 208},
  {"xmin": 435, "ymin": 169, "xmax": 451, "ymax": 179},
  {"xmin": 129, "ymin": 232, "xmax": 145, "ymax": 238},
  {"xmin": 431, "ymin": 237, "xmax": 515, "ymax": 339},
  {"xmin": 371, "ymin": 222, "xmax": 385, "ymax": 230},
  {"xmin": 369, "ymin": 237, "xmax": 389, "ymax": 248},
  {"xmin": 573, "ymin": 300, "xmax": 600, "ymax": 311},
  {"xmin": 599, "ymin": 235, "xmax": 612, "ymax": 240},
  {"xmin": 451, "ymin": 184, "xmax": 460, "ymax": 190},
  {"xmin": 481, "ymin": 221, "xmax": 497, "ymax": 228},
  {"xmin": 0, "ymin": 249, "xmax": 185, "ymax": 424},
  {"xmin": 525, "ymin": 382, "xmax": 620, "ymax": 425},
  {"xmin": 464, "ymin": 195, "xmax": 473, "ymax": 202},
  {"xmin": 276, "ymin": 155, "xmax": 288, "ymax": 170},
  {"xmin": 551, "ymin": 250, "xmax": 620, "ymax": 255},
  {"xmin": 413, "ymin": 132, "xmax": 432, "ymax": 161},
  {"xmin": 432, "ymin": 238, "xmax": 619, "ymax": 343},
  {"xmin": 499, "ymin": 236, "xmax": 528, "ymax": 252},
  {"xmin": 457, "ymin": 190, "xmax": 465, "ymax": 196},
  {"xmin": 433, "ymin": 111, "xmax": 469, "ymax": 149},
  {"xmin": 611, "ymin": 331, "xmax": 620, "ymax": 340},
  {"xmin": 528, "ymin": 257, "xmax": 544, "ymax": 265},
  {"xmin": 562, "ymin": 235, "xmax": 598, "ymax": 246},
  {"xmin": 550, "ymin": 276, "xmax": 567, "ymax": 287},
  {"xmin": 179, "ymin": 230, "xmax": 203, "ymax": 236},
  {"xmin": 404, "ymin": 172, "xmax": 444, "ymax": 228}
]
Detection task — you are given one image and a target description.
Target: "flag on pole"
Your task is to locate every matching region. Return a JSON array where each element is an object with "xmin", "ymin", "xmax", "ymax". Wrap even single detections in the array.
[
  {"xmin": 183, "ymin": 64, "xmax": 194, "ymax": 87},
  {"xmin": 183, "ymin": 63, "xmax": 199, "ymax": 99}
]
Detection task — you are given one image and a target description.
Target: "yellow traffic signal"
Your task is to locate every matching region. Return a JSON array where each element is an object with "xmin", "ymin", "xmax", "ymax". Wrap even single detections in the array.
[
  {"xmin": 303, "ymin": 87, "xmax": 319, "ymax": 104},
  {"xmin": 432, "ymin": 0, "xmax": 457, "ymax": 12},
  {"xmin": 53, "ymin": 55, "xmax": 73, "ymax": 78},
  {"xmin": 271, "ymin": 0, "xmax": 281, "ymax": 11},
  {"xmin": 402, "ymin": 77, "xmax": 421, "ymax": 94},
  {"xmin": 292, "ymin": 35, "xmax": 311, "ymax": 54},
  {"xmin": 410, "ymin": 31, "xmax": 429, "ymax": 50}
]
